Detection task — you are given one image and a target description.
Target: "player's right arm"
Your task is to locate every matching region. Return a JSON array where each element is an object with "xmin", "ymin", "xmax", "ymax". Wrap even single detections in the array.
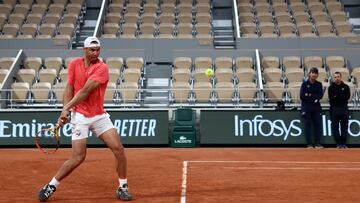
[{"xmin": 58, "ymin": 59, "xmax": 76, "ymax": 126}]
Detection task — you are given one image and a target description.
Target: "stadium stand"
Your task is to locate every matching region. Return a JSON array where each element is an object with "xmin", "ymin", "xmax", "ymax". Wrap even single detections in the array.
[{"xmin": 0, "ymin": 0, "xmax": 359, "ymax": 110}]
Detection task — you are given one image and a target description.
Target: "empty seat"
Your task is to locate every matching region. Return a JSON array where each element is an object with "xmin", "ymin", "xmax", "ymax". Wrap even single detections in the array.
[
  {"xmin": 8, "ymin": 13, "xmax": 26, "ymax": 25},
  {"xmin": 316, "ymin": 21, "xmax": 333, "ymax": 35},
  {"xmin": 26, "ymin": 13, "xmax": 43, "ymax": 25},
  {"xmin": 125, "ymin": 57, "xmax": 144, "ymax": 70},
  {"xmin": 44, "ymin": 57, "xmax": 63, "ymax": 73},
  {"xmin": 236, "ymin": 68, "xmax": 255, "ymax": 83},
  {"xmin": 52, "ymin": 82, "xmax": 66, "ymax": 103},
  {"xmin": 172, "ymin": 81, "xmax": 191, "ymax": 103},
  {"xmin": 330, "ymin": 11, "xmax": 346, "ymax": 23},
  {"xmin": 308, "ymin": 1, "xmax": 324, "ymax": 13},
  {"xmin": 283, "ymin": 56, "xmax": 301, "ymax": 69},
  {"xmin": 38, "ymin": 69, "xmax": 57, "ymax": 84},
  {"xmin": 11, "ymin": 82, "xmax": 30, "ymax": 103},
  {"xmin": 0, "ymin": 14, "xmax": 7, "ymax": 30},
  {"xmin": 235, "ymin": 57, "xmax": 253, "ymax": 69},
  {"xmin": 174, "ymin": 57, "xmax": 192, "ymax": 69},
  {"xmin": 285, "ymin": 68, "xmax": 304, "ymax": 83},
  {"xmin": 237, "ymin": 82, "xmax": 257, "ymax": 102},
  {"xmin": 326, "ymin": 2, "xmax": 342, "ymax": 13},
  {"xmin": 122, "ymin": 13, "xmax": 139, "ymax": 24},
  {"xmin": 239, "ymin": 12, "xmax": 254, "ymax": 23},
  {"xmin": 48, "ymin": 3, "xmax": 65, "ymax": 15},
  {"xmin": 297, "ymin": 22, "xmax": 314, "ymax": 34},
  {"xmin": 215, "ymin": 68, "xmax": 233, "ymax": 83},
  {"xmin": 172, "ymin": 68, "xmax": 191, "ymax": 83},
  {"xmin": 21, "ymin": 24, "xmax": 37, "ymax": 37},
  {"xmin": 304, "ymin": 56, "xmax": 323, "ymax": 69},
  {"xmin": 259, "ymin": 22, "xmax": 275, "ymax": 35},
  {"xmin": 195, "ymin": 23, "xmax": 211, "ymax": 35},
  {"xmin": 194, "ymin": 57, "xmax": 212, "ymax": 69},
  {"xmin": 335, "ymin": 21, "xmax": 352, "ymax": 35},
  {"xmin": 106, "ymin": 57, "xmax": 124, "ymax": 69},
  {"xmin": 59, "ymin": 68, "xmax": 68, "ymax": 82},
  {"xmin": 109, "ymin": 68, "xmax": 120, "ymax": 83},
  {"xmin": 0, "ymin": 69, "xmax": 9, "ymax": 82},
  {"xmin": 24, "ymin": 57, "xmax": 42, "ymax": 71},
  {"xmin": 193, "ymin": 81, "xmax": 212, "ymax": 102},
  {"xmin": 351, "ymin": 67, "xmax": 360, "ymax": 83},
  {"xmin": 63, "ymin": 13, "xmax": 79, "ymax": 25},
  {"xmin": 2, "ymin": 24, "xmax": 20, "ymax": 37},
  {"xmin": 66, "ymin": 3, "xmax": 82, "ymax": 15},
  {"xmin": 264, "ymin": 68, "xmax": 282, "ymax": 82},
  {"xmin": 240, "ymin": 22, "xmax": 257, "ymax": 34},
  {"xmin": 104, "ymin": 82, "xmax": 117, "ymax": 103},
  {"xmin": 262, "ymin": 56, "xmax": 280, "ymax": 69},
  {"xmin": 278, "ymin": 22, "xmax": 295, "ymax": 35},
  {"xmin": 141, "ymin": 13, "xmax": 157, "ymax": 24},
  {"xmin": 287, "ymin": 82, "xmax": 302, "ymax": 103},
  {"xmin": 177, "ymin": 13, "xmax": 193, "ymax": 24},
  {"xmin": 123, "ymin": 68, "xmax": 141, "ymax": 83},
  {"xmin": 158, "ymin": 14, "xmax": 175, "ymax": 24},
  {"xmin": 275, "ymin": 12, "xmax": 291, "ymax": 23},
  {"xmin": 139, "ymin": 23, "xmax": 156, "ymax": 36},
  {"xmin": 257, "ymin": 12, "xmax": 273, "ymax": 23},
  {"xmin": 195, "ymin": 13, "xmax": 211, "ymax": 24},
  {"xmin": 39, "ymin": 23, "xmax": 56, "ymax": 36},
  {"xmin": 31, "ymin": 82, "xmax": 52, "ymax": 103},
  {"xmin": 143, "ymin": 4, "xmax": 158, "ymax": 14},
  {"xmin": 215, "ymin": 82, "xmax": 235, "ymax": 103},
  {"xmin": 158, "ymin": 23, "xmax": 175, "ymax": 36},
  {"xmin": 326, "ymin": 56, "xmax": 345, "ymax": 69},
  {"xmin": 194, "ymin": 68, "xmax": 212, "ymax": 82},
  {"xmin": 215, "ymin": 57, "xmax": 232, "ymax": 70},
  {"xmin": 106, "ymin": 13, "xmax": 122, "ymax": 24},
  {"xmin": 109, "ymin": 3, "xmax": 124, "ymax": 13},
  {"xmin": 17, "ymin": 68, "xmax": 36, "ymax": 84},
  {"xmin": 265, "ymin": 81, "xmax": 284, "ymax": 102},
  {"xmin": 58, "ymin": 23, "xmax": 75, "ymax": 36},
  {"xmin": 103, "ymin": 23, "xmax": 120, "ymax": 35},
  {"xmin": 312, "ymin": 11, "xmax": 329, "ymax": 23},
  {"xmin": 31, "ymin": 4, "xmax": 47, "ymax": 15},
  {"xmin": 118, "ymin": 82, "xmax": 138, "ymax": 103},
  {"xmin": 44, "ymin": 13, "xmax": 61, "ymax": 24},
  {"xmin": 0, "ymin": 4, "xmax": 13, "ymax": 16},
  {"xmin": 0, "ymin": 57, "xmax": 15, "ymax": 70}
]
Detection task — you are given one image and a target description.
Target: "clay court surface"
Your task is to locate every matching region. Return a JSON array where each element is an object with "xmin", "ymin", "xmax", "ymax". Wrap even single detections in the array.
[{"xmin": 2, "ymin": 148, "xmax": 360, "ymax": 203}]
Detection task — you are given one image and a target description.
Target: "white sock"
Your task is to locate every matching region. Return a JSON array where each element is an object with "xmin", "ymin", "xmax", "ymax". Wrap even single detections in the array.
[
  {"xmin": 119, "ymin": 178, "xmax": 128, "ymax": 188},
  {"xmin": 49, "ymin": 177, "xmax": 60, "ymax": 188}
]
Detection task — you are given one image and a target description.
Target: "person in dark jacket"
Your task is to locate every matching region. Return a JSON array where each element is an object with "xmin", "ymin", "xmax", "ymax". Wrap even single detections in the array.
[
  {"xmin": 300, "ymin": 67, "xmax": 324, "ymax": 148},
  {"xmin": 328, "ymin": 72, "xmax": 350, "ymax": 149}
]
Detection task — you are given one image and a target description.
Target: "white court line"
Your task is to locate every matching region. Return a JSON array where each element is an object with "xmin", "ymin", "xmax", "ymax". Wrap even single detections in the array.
[
  {"xmin": 187, "ymin": 160, "xmax": 360, "ymax": 164},
  {"xmin": 209, "ymin": 166, "xmax": 360, "ymax": 170},
  {"xmin": 179, "ymin": 160, "xmax": 360, "ymax": 202},
  {"xmin": 180, "ymin": 161, "xmax": 188, "ymax": 203}
]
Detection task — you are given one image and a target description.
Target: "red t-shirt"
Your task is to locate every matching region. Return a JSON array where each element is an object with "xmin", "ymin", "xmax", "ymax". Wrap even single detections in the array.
[{"xmin": 67, "ymin": 57, "xmax": 109, "ymax": 117}]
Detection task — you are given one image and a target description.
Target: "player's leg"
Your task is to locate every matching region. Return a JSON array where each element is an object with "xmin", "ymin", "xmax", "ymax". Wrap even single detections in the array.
[
  {"xmin": 92, "ymin": 114, "xmax": 132, "ymax": 201},
  {"xmin": 99, "ymin": 128, "xmax": 127, "ymax": 178},
  {"xmin": 54, "ymin": 138, "xmax": 87, "ymax": 181},
  {"xmin": 38, "ymin": 121, "xmax": 89, "ymax": 202}
]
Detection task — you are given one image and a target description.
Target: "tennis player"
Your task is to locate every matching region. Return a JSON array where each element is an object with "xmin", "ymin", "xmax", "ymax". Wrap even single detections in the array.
[{"xmin": 38, "ymin": 37, "xmax": 132, "ymax": 201}]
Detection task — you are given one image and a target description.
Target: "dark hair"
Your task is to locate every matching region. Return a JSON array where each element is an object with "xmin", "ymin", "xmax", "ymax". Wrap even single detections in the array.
[
  {"xmin": 309, "ymin": 67, "xmax": 318, "ymax": 74},
  {"xmin": 333, "ymin": 71, "xmax": 342, "ymax": 76}
]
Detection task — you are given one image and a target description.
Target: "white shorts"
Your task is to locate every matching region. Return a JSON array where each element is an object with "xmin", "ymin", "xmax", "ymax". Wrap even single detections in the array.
[{"xmin": 70, "ymin": 112, "xmax": 115, "ymax": 140}]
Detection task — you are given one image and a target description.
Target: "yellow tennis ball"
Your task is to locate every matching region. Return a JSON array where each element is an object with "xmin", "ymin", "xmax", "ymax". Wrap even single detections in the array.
[{"xmin": 205, "ymin": 68, "xmax": 214, "ymax": 77}]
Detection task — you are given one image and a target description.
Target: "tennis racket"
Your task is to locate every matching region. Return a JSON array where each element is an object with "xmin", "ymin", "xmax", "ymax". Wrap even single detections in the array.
[{"xmin": 35, "ymin": 124, "xmax": 60, "ymax": 154}]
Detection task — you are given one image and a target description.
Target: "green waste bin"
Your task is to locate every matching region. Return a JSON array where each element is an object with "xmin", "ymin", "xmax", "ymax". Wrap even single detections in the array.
[{"xmin": 171, "ymin": 108, "xmax": 196, "ymax": 148}]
